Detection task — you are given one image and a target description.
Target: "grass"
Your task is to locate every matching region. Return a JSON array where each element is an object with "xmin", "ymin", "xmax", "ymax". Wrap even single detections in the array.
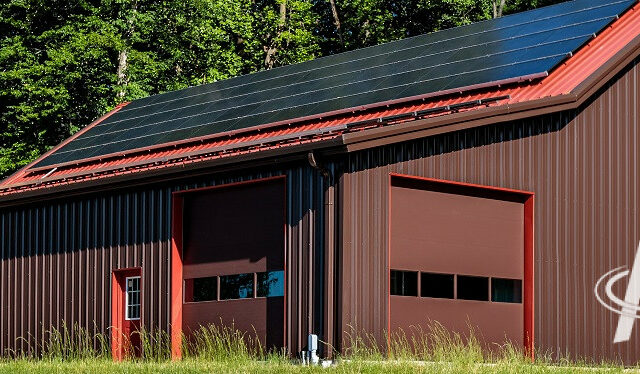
[
  {"xmin": 0, "ymin": 356, "xmax": 634, "ymax": 374},
  {"xmin": 0, "ymin": 322, "xmax": 635, "ymax": 373}
]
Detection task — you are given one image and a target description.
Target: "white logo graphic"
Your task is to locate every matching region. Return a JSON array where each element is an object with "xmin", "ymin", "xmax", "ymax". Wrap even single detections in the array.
[{"xmin": 594, "ymin": 242, "xmax": 640, "ymax": 343}]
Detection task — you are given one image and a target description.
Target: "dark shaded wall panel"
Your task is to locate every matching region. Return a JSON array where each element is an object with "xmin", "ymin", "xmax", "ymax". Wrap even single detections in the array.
[
  {"xmin": 341, "ymin": 58, "xmax": 640, "ymax": 363},
  {"xmin": 0, "ymin": 164, "xmax": 327, "ymax": 356},
  {"xmin": 0, "ymin": 190, "xmax": 173, "ymax": 357}
]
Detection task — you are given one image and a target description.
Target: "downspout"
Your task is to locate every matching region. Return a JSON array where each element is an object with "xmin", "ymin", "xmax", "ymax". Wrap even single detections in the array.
[
  {"xmin": 307, "ymin": 151, "xmax": 335, "ymax": 359},
  {"xmin": 307, "ymin": 152, "xmax": 330, "ymax": 179}
]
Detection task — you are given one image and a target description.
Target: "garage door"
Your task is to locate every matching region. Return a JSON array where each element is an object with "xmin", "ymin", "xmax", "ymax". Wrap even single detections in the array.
[
  {"xmin": 181, "ymin": 178, "xmax": 285, "ymax": 350},
  {"xmin": 390, "ymin": 175, "xmax": 530, "ymax": 349}
]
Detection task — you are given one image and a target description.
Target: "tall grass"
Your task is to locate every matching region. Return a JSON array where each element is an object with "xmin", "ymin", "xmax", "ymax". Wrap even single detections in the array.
[
  {"xmin": 181, "ymin": 322, "xmax": 266, "ymax": 361},
  {"xmin": 139, "ymin": 327, "xmax": 171, "ymax": 361},
  {"xmin": 11, "ymin": 322, "xmax": 272, "ymax": 362},
  {"xmin": 342, "ymin": 321, "xmax": 488, "ymax": 363},
  {"xmin": 0, "ymin": 320, "xmax": 632, "ymax": 373},
  {"xmin": 5, "ymin": 322, "xmax": 112, "ymax": 361},
  {"xmin": 44, "ymin": 322, "xmax": 109, "ymax": 361}
]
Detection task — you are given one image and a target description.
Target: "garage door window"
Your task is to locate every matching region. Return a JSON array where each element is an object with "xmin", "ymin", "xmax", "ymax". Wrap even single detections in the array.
[
  {"xmin": 421, "ymin": 272, "xmax": 454, "ymax": 299},
  {"xmin": 220, "ymin": 273, "xmax": 254, "ymax": 300},
  {"xmin": 188, "ymin": 276, "xmax": 218, "ymax": 302},
  {"xmin": 257, "ymin": 271, "xmax": 284, "ymax": 298},
  {"xmin": 456, "ymin": 275, "xmax": 489, "ymax": 301},
  {"xmin": 390, "ymin": 270, "xmax": 418, "ymax": 296},
  {"xmin": 491, "ymin": 278, "xmax": 522, "ymax": 303},
  {"xmin": 186, "ymin": 270, "xmax": 286, "ymax": 302}
]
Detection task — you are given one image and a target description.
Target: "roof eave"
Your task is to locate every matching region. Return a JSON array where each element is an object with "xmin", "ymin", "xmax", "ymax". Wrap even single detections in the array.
[{"xmin": 0, "ymin": 137, "xmax": 346, "ymax": 206}]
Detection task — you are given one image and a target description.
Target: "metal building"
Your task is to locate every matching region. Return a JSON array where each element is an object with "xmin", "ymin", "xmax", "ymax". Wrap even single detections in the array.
[{"xmin": 1, "ymin": 0, "xmax": 639, "ymax": 364}]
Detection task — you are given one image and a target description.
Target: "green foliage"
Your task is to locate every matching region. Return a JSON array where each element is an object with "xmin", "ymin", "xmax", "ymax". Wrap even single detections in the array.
[{"xmin": 0, "ymin": 0, "xmax": 566, "ymax": 179}]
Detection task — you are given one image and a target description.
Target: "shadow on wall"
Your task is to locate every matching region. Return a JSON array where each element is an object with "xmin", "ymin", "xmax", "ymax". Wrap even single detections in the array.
[{"xmin": 0, "ymin": 164, "xmax": 327, "ymax": 357}]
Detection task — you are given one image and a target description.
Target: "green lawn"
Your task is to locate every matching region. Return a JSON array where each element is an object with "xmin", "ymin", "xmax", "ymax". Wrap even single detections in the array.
[{"xmin": 0, "ymin": 358, "xmax": 634, "ymax": 374}]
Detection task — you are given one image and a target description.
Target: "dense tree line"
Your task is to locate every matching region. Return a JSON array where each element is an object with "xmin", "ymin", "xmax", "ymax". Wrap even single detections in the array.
[{"xmin": 0, "ymin": 0, "xmax": 562, "ymax": 177}]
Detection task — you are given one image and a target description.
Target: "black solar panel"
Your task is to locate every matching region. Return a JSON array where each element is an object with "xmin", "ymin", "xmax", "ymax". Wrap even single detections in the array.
[{"xmin": 33, "ymin": 0, "xmax": 634, "ymax": 168}]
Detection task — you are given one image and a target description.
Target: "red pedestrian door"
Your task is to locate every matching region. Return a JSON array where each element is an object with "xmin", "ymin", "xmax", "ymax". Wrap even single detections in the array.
[{"xmin": 111, "ymin": 268, "xmax": 142, "ymax": 360}]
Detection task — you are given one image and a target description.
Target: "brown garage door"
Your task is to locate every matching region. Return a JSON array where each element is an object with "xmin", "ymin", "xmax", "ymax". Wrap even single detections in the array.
[
  {"xmin": 390, "ymin": 175, "xmax": 530, "ymax": 349},
  {"xmin": 181, "ymin": 178, "xmax": 285, "ymax": 350}
]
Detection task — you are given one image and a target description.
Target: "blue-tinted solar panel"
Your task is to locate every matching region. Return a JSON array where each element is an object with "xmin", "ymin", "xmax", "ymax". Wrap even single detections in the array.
[{"xmin": 33, "ymin": 0, "xmax": 634, "ymax": 168}]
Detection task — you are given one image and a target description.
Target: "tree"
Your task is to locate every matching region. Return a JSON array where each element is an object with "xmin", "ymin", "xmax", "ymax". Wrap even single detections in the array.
[
  {"xmin": 0, "ymin": 0, "xmax": 122, "ymax": 176},
  {"xmin": 493, "ymin": 0, "xmax": 506, "ymax": 18}
]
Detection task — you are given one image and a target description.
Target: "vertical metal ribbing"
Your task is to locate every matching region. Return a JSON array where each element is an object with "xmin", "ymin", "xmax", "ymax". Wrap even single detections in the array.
[
  {"xmin": 340, "ymin": 58, "xmax": 640, "ymax": 363},
  {"xmin": 0, "ymin": 162, "xmax": 325, "ymax": 357}
]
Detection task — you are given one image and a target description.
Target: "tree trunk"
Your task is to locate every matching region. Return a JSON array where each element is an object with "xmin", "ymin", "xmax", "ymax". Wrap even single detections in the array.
[
  {"xmin": 264, "ymin": 0, "xmax": 287, "ymax": 70},
  {"xmin": 116, "ymin": 1, "xmax": 138, "ymax": 100},
  {"xmin": 492, "ymin": 0, "xmax": 506, "ymax": 18},
  {"xmin": 328, "ymin": 0, "xmax": 344, "ymax": 48},
  {"xmin": 116, "ymin": 50, "xmax": 128, "ymax": 99}
]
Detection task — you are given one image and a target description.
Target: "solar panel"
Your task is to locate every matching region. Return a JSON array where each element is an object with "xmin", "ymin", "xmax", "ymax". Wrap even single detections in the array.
[{"xmin": 33, "ymin": 0, "xmax": 634, "ymax": 168}]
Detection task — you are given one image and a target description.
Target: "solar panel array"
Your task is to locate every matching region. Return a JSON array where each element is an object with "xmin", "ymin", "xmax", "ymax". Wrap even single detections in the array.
[{"xmin": 34, "ymin": 0, "xmax": 634, "ymax": 168}]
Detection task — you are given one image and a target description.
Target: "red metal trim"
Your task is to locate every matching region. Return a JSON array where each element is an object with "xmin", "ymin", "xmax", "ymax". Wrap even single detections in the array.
[
  {"xmin": 111, "ymin": 271, "xmax": 122, "ymax": 361},
  {"xmin": 524, "ymin": 195, "xmax": 535, "ymax": 361},
  {"xmin": 170, "ymin": 175, "xmax": 288, "ymax": 358},
  {"xmin": 170, "ymin": 195, "xmax": 184, "ymax": 360},
  {"xmin": 111, "ymin": 267, "xmax": 142, "ymax": 361},
  {"xmin": 388, "ymin": 173, "xmax": 534, "ymax": 358},
  {"xmin": 1, "ymin": 102, "xmax": 130, "ymax": 186}
]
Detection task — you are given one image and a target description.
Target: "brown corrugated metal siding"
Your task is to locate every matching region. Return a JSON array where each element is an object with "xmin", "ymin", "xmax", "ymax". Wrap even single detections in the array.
[
  {"xmin": 339, "ymin": 58, "xmax": 640, "ymax": 363},
  {"xmin": 0, "ymin": 163, "xmax": 329, "ymax": 357}
]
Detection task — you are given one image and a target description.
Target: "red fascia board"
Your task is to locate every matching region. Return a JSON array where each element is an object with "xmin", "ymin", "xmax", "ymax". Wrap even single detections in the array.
[{"xmin": 0, "ymin": 136, "xmax": 335, "ymax": 202}]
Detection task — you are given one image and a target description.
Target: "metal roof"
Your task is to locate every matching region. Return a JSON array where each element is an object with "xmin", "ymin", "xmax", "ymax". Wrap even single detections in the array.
[{"xmin": 1, "ymin": 0, "xmax": 639, "ymax": 200}]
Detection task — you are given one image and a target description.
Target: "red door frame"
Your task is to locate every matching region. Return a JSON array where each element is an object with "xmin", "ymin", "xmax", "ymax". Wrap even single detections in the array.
[
  {"xmin": 387, "ymin": 173, "xmax": 535, "ymax": 360},
  {"xmin": 170, "ymin": 175, "xmax": 287, "ymax": 359},
  {"xmin": 111, "ymin": 267, "xmax": 142, "ymax": 361}
]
